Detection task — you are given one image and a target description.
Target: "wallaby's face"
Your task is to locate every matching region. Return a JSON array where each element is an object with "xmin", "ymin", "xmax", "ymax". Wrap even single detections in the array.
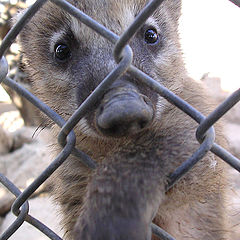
[
  {"xmin": 19, "ymin": 1, "xmax": 189, "ymax": 239},
  {"xmin": 19, "ymin": 0, "xmax": 183, "ymax": 139},
  {"xmin": 18, "ymin": 2, "xmax": 228, "ymax": 240}
]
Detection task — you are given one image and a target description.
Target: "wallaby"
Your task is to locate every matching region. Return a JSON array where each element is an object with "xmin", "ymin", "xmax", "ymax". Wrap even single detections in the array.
[{"xmin": 18, "ymin": 0, "xmax": 228, "ymax": 239}]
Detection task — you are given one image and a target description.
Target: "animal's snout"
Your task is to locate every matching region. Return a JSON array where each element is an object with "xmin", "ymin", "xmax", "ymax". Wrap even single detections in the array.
[{"xmin": 96, "ymin": 85, "xmax": 154, "ymax": 137}]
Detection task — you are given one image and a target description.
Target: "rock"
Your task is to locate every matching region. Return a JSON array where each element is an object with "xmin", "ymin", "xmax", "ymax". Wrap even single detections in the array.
[
  {"xmin": 226, "ymin": 167, "xmax": 240, "ymax": 240},
  {"xmin": 11, "ymin": 126, "xmax": 37, "ymax": 150},
  {"xmin": 224, "ymin": 103, "xmax": 240, "ymax": 124},
  {"xmin": 224, "ymin": 123, "xmax": 240, "ymax": 158},
  {"xmin": 201, "ymin": 75, "xmax": 228, "ymax": 102},
  {"xmin": 222, "ymin": 122, "xmax": 240, "ymax": 240},
  {"xmin": 0, "ymin": 110, "xmax": 24, "ymax": 133},
  {"xmin": 0, "ymin": 196, "xmax": 63, "ymax": 240},
  {"xmin": 0, "ymin": 125, "xmax": 13, "ymax": 154},
  {"xmin": 0, "ymin": 127, "xmax": 53, "ymax": 216}
]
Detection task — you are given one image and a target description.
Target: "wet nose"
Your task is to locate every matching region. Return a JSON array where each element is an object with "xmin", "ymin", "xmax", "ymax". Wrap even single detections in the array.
[{"xmin": 96, "ymin": 87, "xmax": 154, "ymax": 137}]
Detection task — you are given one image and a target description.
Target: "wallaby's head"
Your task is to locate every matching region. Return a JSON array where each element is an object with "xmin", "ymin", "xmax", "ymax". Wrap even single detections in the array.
[
  {"xmin": 18, "ymin": 1, "xmax": 188, "ymax": 239},
  {"xmin": 19, "ymin": 0, "xmax": 184, "ymax": 140}
]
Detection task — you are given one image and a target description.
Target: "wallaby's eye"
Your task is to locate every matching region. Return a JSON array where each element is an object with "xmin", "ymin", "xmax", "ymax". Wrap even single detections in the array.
[
  {"xmin": 144, "ymin": 28, "xmax": 159, "ymax": 44},
  {"xmin": 54, "ymin": 44, "xmax": 71, "ymax": 62}
]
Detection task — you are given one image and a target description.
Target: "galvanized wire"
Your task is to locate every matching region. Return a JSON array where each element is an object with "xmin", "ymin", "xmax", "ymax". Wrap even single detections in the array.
[
  {"xmin": 229, "ymin": 0, "xmax": 240, "ymax": 7},
  {"xmin": 0, "ymin": 0, "xmax": 240, "ymax": 239}
]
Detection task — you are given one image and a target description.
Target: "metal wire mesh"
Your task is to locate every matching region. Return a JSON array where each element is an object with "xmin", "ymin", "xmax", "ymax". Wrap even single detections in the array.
[{"xmin": 0, "ymin": 0, "xmax": 240, "ymax": 239}]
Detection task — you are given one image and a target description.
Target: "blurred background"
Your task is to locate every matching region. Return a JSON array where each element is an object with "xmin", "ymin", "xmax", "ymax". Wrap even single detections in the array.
[
  {"xmin": 0, "ymin": 0, "xmax": 240, "ymax": 239},
  {"xmin": 180, "ymin": 0, "xmax": 240, "ymax": 92}
]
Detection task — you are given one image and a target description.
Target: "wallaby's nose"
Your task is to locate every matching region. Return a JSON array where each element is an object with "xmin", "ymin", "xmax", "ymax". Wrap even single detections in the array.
[{"xmin": 96, "ymin": 84, "xmax": 154, "ymax": 137}]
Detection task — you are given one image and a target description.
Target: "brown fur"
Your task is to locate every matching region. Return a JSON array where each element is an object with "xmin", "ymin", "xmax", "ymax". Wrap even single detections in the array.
[{"xmin": 18, "ymin": 0, "xmax": 229, "ymax": 239}]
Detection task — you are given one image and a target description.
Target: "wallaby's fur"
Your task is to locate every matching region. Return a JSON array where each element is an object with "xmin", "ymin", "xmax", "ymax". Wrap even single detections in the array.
[{"xmin": 18, "ymin": 0, "xmax": 228, "ymax": 239}]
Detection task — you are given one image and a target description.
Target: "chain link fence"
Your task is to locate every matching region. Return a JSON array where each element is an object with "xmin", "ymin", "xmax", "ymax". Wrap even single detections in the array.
[{"xmin": 0, "ymin": 0, "xmax": 240, "ymax": 239}]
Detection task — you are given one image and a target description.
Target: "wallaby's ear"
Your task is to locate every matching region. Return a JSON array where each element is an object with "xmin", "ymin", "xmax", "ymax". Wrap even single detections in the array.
[
  {"xmin": 12, "ymin": 9, "xmax": 29, "ymax": 43},
  {"xmin": 166, "ymin": 0, "xmax": 182, "ymax": 23},
  {"xmin": 11, "ymin": 8, "xmax": 27, "ymax": 26}
]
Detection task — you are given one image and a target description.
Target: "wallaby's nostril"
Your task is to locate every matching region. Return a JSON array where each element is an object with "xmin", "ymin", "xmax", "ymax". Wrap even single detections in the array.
[
  {"xmin": 96, "ymin": 93, "xmax": 154, "ymax": 137},
  {"xmin": 139, "ymin": 120, "xmax": 148, "ymax": 129}
]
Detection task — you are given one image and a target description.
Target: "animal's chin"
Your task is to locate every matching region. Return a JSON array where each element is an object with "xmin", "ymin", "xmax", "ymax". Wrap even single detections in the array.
[
  {"xmin": 97, "ymin": 123, "xmax": 143, "ymax": 138},
  {"xmin": 95, "ymin": 121, "xmax": 152, "ymax": 139}
]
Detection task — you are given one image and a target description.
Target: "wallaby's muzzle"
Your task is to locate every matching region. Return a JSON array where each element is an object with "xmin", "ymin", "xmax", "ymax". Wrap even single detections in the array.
[{"xmin": 96, "ymin": 80, "xmax": 154, "ymax": 137}]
